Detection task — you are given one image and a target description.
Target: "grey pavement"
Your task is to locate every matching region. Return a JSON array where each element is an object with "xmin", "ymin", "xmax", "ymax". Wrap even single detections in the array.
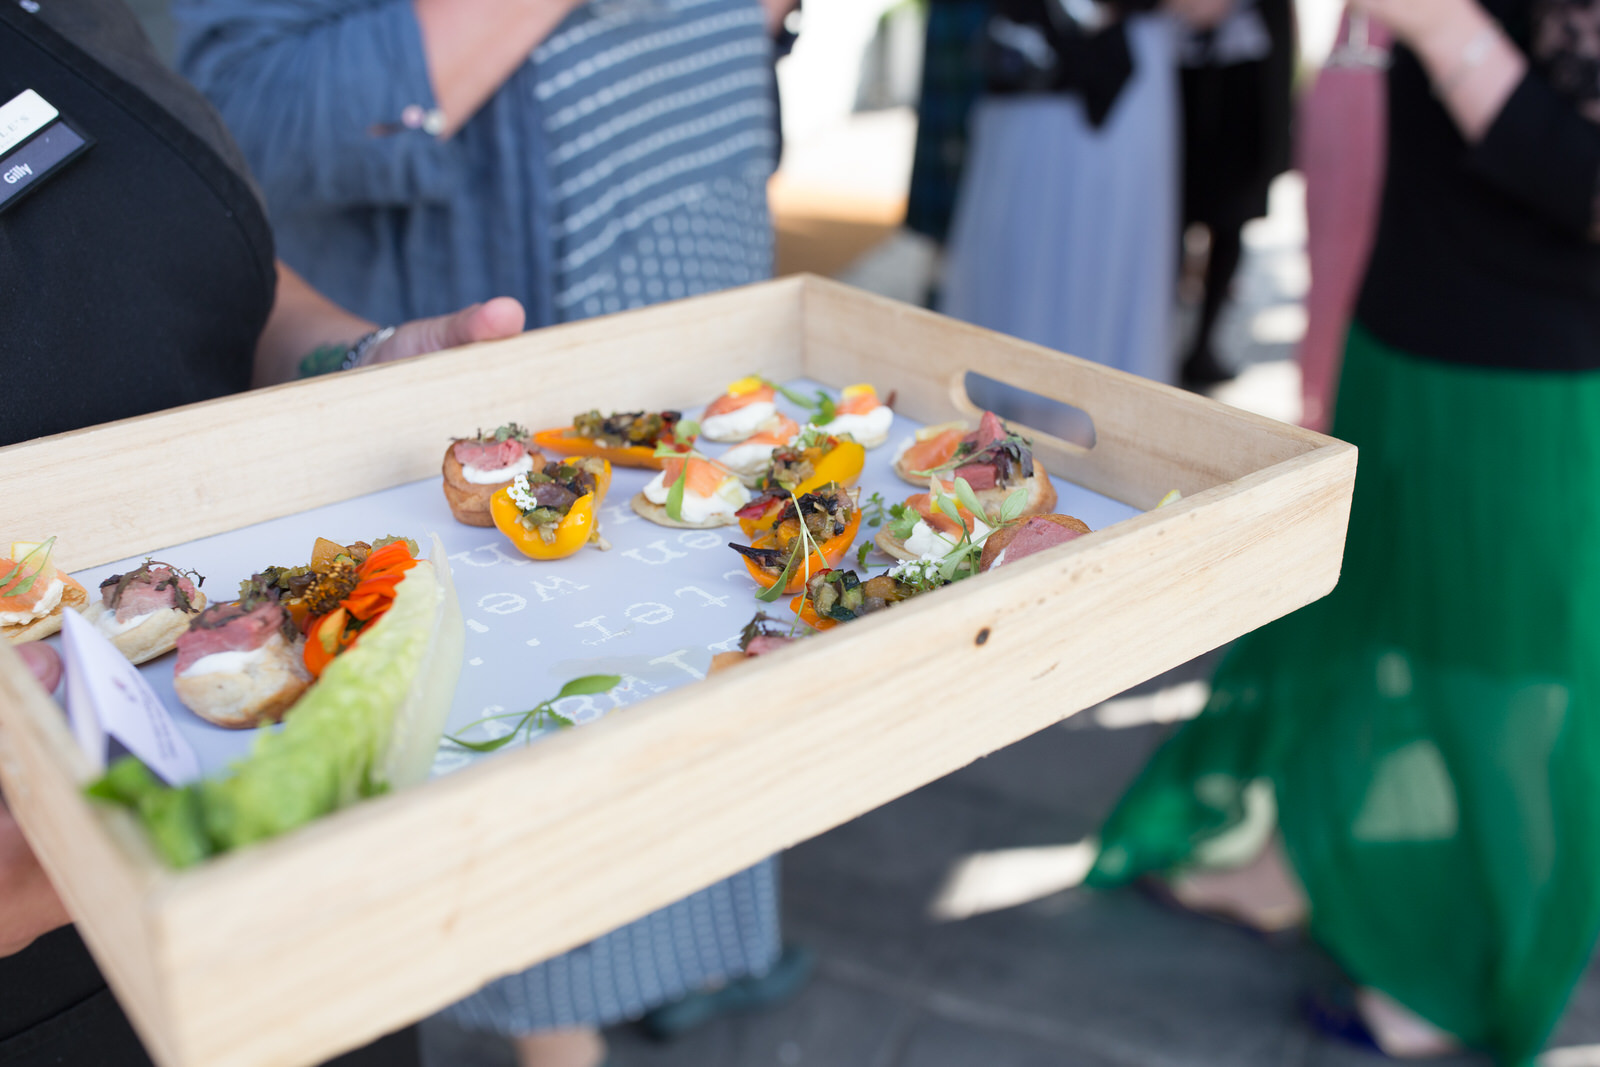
[{"xmin": 419, "ymin": 647, "xmax": 1600, "ymax": 1065}]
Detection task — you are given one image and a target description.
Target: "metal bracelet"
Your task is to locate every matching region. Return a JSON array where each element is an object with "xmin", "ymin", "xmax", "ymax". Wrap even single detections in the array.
[
  {"xmin": 1435, "ymin": 25, "xmax": 1498, "ymax": 99},
  {"xmin": 341, "ymin": 326, "xmax": 397, "ymax": 371}
]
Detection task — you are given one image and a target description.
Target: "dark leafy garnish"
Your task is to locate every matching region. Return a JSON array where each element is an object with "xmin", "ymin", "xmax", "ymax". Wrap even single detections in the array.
[
  {"xmin": 0, "ymin": 538, "xmax": 55, "ymax": 601},
  {"xmin": 573, "ymin": 410, "xmax": 682, "ymax": 449},
  {"xmin": 447, "ymin": 674, "xmax": 622, "ymax": 752},
  {"xmin": 458, "ymin": 423, "xmax": 530, "ymax": 444}
]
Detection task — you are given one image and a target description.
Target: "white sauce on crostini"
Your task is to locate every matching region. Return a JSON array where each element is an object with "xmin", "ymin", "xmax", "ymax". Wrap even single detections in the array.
[
  {"xmin": 97, "ymin": 609, "xmax": 155, "ymax": 636},
  {"xmin": 813, "ymin": 406, "xmax": 893, "ymax": 447},
  {"xmin": 0, "ymin": 577, "xmax": 63, "ymax": 626},
  {"xmin": 642, "ymin": 469, "xmax": 751, "ymax": 524},
  {"xmin": 701, "ymin": 401, "xmax": 777, "ymax": 442},
  {"xmin": 718, "ymin": 440, "xmax": 783, "ymax": 479},
  {"xmin": 462, "ymin": 453, "xmax": 535, "ymax": 485},
  {"xmin": 905, "ymin": 517, "xmax": 993, "ymax": 561},
  {"xmin": 179, "ymin": 645, "xmax": 272, "ymax": 677}
]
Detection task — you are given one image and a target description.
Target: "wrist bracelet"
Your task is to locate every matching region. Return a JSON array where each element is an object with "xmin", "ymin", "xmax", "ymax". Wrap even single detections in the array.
[
  {"xmin": 295, "ymin": 326, "xmax": 397, "ymax": 379},
  {"xmin": 340, "ymin": 326, "xmax": 397, "ymax": 371},
  {"xmin": 1435, "ymin": 25, "xmax": 1498, "ymax": 99}
]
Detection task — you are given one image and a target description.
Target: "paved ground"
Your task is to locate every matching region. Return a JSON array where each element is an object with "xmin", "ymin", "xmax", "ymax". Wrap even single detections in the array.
[{"xmin": 419, "ymin": 649, "xmax": 1600, "ymax": 1067}]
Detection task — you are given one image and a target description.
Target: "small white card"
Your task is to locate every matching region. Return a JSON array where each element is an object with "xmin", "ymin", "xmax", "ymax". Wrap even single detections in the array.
[
  {"xmin": 61, "ymin": 610, "xmax": 200, "ymax": 786},
  {"xmin": 0, "ymin": 90, "xmax": 59, "ymax": 158}
]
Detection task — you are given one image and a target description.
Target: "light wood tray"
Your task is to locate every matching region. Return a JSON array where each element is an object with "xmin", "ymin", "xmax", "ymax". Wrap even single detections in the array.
[{"xmin": 0, "ymin": 276, "xmax": 1356, "ymax": 1067}]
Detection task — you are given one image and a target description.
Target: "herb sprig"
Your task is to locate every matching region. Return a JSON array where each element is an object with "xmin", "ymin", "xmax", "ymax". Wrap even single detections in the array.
[
  {"xmin": 0, "ymin": 537, "xmax": 55, "ymax": 601},
  {"xmin": 447, "ymin": 674, "xmax": 622, "ymax": 752}
]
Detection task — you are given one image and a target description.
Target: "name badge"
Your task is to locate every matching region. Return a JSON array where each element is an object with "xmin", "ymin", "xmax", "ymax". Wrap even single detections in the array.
[{"xmin": 0, "ymin": 89, "xmax": 92, "ymax": 215}]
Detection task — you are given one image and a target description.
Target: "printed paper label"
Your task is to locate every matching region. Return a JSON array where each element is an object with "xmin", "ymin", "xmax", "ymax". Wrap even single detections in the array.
[{"xmin": 61, "ymin": 610, "xmax": 200, "ymax": 785}]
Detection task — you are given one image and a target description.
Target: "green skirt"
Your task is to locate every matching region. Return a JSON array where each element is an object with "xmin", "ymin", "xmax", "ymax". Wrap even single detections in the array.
[{"xmin": 1089, "ymin": 324, "xmax": 1600, "ymax": 1065}]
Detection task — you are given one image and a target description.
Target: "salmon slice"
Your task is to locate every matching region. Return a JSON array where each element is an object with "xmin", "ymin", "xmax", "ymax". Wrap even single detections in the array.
[
  {"xmin": 899, "ymin": 429, "xmax": 964, "ymax": 474},
  {"xmin": 704, "ymin": 385, "xmax": 775, "ymax": 419},
  {"xmin": 906, "ymin": 492, "xmax": 976, "ymax": 537},
  {"xmin": 661, "ymin": 457, "xmax": 733, "ymax": 497},
  {"xmin": 741, "ymin": 415, "xmax": 800, "ymax": 448}
]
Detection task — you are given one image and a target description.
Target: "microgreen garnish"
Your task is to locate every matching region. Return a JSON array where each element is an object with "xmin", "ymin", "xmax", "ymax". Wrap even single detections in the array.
[
  {"xmin": 447, "ymin": 674, "xmax": 622, "ymax": 752},
  {"xmin": 855, "ymin": 540, "xmax": 872, "ymax": 569},
  {"xmin": 760, "ymin": 379, "xmax": 841, "ymax": 425},
  {"xmin": 754, "ymin": 490, "xmax": 821, "ymax": 603},
  {"xmin": 862, "ymin": 491, "xmax": 889, "ymax": 527},
  {"xmin": 675, "ymin": 419, "xmax": 700, "ymax": 444},
  {"xmin": 765, "ymin": 378, "xmax": 819, "ymax": 408},
  {"xmin": 813, "ymin": 392, "xmax": 836, "ymax": 426},
  {"xmin": 666, "ymin": 461, "xmax": 690, "ymax": 521},
  {"xmin": 0, "ymin": 538, "xmax": 55, "ymax": 601}
]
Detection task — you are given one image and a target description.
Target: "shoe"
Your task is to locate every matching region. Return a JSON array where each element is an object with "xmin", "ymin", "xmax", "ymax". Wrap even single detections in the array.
[
  {"xmin": 636, "ymin": 944, "xmax": 816, "ymax": 1042},
  {"xmin": 1301, "ymin": 981, "xmax": 1386, "ymax": 1055},
  {"xmin": 1180, "ymin": 347, "xmax": 1239, "ymax": 391}
]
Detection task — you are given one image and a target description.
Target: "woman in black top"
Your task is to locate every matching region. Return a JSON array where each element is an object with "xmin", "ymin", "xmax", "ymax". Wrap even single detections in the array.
[
  {"xmin": 1088, "ymin": 0, "xmax": 1600, "ymax": 1062},
  {"xmin": 0, "ymin": 0, "xmax": 523, "ymax": 1061}
]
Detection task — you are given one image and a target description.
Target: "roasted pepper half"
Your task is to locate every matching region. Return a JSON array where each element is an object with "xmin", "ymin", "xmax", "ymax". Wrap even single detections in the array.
[
  {"xmin": 738, "ymin": 435, "xmax": 866, "ymax": 535},
  {"xmin": 533, "ymin": 410, "xmax": 691, "ymax": 470},
  {"xmin": 732, "ymin": 485, "xmax": 861, "ymax": 594},
  {"xmin": 490, "ymin": 457, "xmax": 611, "ymax": 560}
]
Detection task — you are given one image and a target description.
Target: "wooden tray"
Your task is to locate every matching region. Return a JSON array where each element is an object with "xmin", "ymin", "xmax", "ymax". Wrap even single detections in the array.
[{"xmin": 0, "ymin": 275, "xmax": 1356, "ymax": 1067}]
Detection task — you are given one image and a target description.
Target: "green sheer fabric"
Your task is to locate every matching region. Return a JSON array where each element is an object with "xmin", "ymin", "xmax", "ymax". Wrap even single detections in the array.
[{"xmin": 1089, "ymin": 324, "xmax": 1600, "ymax": 1065}]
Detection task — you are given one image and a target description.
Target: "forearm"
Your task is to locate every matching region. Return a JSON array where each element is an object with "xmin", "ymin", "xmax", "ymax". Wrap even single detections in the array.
[
  {"xmin": 1408, "ymin": 3, "xmax": 1525, "ymax": 142},
  {"xmin": 1354, "ymin": 0, "xmax": 1525, "ymax": 143},
  {"xmin": 0, "ymin": 800, "xmax": 70, "ymax": 958},
  {"xmin": 413, "ymin": 0, "xmax": 583, "ymax": 137},
  {"xmin": 252, "ymin": 262, "xmax": 374, "ymax": 388}
]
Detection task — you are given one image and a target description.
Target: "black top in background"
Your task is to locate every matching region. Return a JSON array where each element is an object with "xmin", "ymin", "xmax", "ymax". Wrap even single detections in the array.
[{"xmin": 1357, "ymin": 0, "xmax": 1600, "ymax": 371}]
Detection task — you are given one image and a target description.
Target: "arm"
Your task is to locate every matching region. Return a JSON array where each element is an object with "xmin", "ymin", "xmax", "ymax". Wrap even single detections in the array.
[
  {"xmin": 2, "ymin": 647, "xmax": 68, "ymax": 959},
  {"xmin": 1352, "ymin": 0, "xmax": 1524, "ymax": 142},
  {"xmin": 413, "ymin": 0, "xmax": 587, "ymax": 137},
  {"xmin": 253, "ymin": 263, "xmax": 527, "ymax": 388},
  {"xmin": 175, "ymin": 0, "xmax": 576, "ymax": 209},
  {"xmin": 1354, "ymin": 0, "xmax": 1600, "ymax": 240}
]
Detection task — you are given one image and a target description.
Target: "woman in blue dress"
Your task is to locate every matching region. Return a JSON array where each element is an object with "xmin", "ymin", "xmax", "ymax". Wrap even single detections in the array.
[{"xmin": 174, "ymin": 2, "xmax": 796, "ymax": 1064}]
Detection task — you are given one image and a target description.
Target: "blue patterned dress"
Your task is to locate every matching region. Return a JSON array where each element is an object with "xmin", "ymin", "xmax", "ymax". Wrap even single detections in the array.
[{"xmin": 177, "ymin": 0, "xmax": 781, "ymax": 1031}]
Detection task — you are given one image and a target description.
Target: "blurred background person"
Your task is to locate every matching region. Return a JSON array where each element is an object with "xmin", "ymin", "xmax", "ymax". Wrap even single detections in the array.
[
  {"xmin": 1295, "ymin": 6, "xmax": 1389, "ymax": 431},
  {"xmin": 1089, "ymin": 0, "xmax": 1600, "ymax": 1060},
  {"xmin": 1175, "ymin": 0, "xmax": 1294, "ymax": 389},
  {"xmin": 938, "ymin": 0, "xmax": 1232, "ymax": 386},
  {"xmin": 174, "ymin": 2, "xmax": 803, "ymax": 1066}
]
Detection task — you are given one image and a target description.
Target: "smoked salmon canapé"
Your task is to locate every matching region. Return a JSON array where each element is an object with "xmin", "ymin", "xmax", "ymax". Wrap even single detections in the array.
[
  {"xmin": 1, "ymin": 538, "xmax": 88, "ymax": 644},
  {"xmin": 700, "ymin": 376, "xmax": 781, "ymax": 442},
  {"xmin": 810, "ymin": 384, "xmax": 894, "ymax": 449},
  {"xmin": 630, "ymin": 455, "xmax": 752, "ymax": 529}
]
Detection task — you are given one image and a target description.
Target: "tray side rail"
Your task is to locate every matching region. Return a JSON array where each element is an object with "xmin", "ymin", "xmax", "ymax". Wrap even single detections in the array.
[
  {"xmin": 0, "ymin": 642, "xmax": 179, "ymax": 1062},
  {"xmin": 798, "ymin": 275, "xmax": 1329, "ymax": 510},
  {"xmin": 0, "ymin": 278, "xmax": 806, "ymax": 573},
  {"xmin": 138, "ymin": 439, "xmax": 1356, "ymax": 1067}
]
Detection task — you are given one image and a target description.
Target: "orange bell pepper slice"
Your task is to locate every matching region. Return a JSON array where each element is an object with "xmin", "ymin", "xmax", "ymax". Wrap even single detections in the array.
[
  {"xmin": 789, "ymin": 593, "xmax": 837, "ymax": 631},
  {"xmin": 302, "ymin": 541, "xmax": 420, "ymax": 676},
  {"xmin": 491, "ymin": 488, "xmax": 598, "ymax": 560},
  {"xmin": 533, "ymin": 424, "xmax": 691, "ymax": 471},
  {"xmin": 740, "ymin": 440, "xmax": 867, "ymax": 535},
  {"xmin": 740, "ymin": 508, "xmax": 861, "ymax": 594}
]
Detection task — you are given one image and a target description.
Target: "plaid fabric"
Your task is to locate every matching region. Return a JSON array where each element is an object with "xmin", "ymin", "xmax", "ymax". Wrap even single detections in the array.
[{"xmin": 906, "ymin": 0, "xmax": 991, "ymax": 244}]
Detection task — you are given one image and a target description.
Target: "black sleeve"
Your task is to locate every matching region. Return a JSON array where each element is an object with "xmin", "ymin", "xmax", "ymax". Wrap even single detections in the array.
[{"xmin": 1469, "ymin": 70, "xmax": 1600, "ymax": 240}]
